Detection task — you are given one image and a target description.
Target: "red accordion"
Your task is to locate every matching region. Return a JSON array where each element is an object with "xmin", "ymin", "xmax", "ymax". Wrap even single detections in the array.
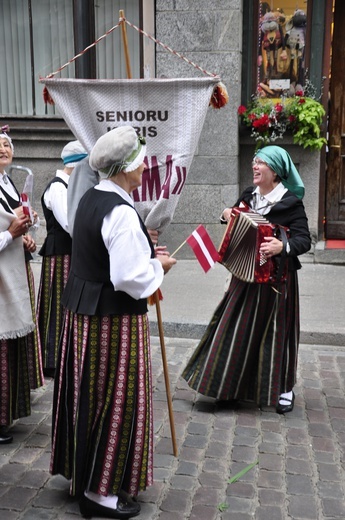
[{"xmin": 218, "ymin": 205, "xmax": 289, "ymax": 284}]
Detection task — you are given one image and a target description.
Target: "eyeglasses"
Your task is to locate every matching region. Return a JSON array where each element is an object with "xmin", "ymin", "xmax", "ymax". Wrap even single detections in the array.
[{"xmin": 252, "ymin": 158, "xmax": 267, "ymax": 167}]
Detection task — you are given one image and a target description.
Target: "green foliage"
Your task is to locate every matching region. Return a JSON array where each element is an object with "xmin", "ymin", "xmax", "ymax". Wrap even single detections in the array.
[
  {"xmin": 284, "ymin": 96, "xmax": 327, "ymax": 150},
  {"xmin": 217, "ymin": 461, "xmax": 259, "ymax": 513},
  {"xmin": 238, "ymin": 93, "xmax": 327, "ymax": 151}
]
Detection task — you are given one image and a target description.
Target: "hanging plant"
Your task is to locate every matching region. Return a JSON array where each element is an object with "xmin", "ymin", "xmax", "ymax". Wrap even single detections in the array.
[{"xmin": 238, "ymin": 88, "xmax": 327, "ymax": 151}]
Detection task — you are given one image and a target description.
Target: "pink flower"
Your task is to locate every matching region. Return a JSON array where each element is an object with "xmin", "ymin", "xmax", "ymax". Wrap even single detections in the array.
[
  {"xmin": 298, "ymin": 98, "xmax": 306, "ymax": 104},
  {"xmin": 295, "ymin": 90, "xmax": 304, "ymax": 97},
  {"xmin": 274, "ymin": 103, "xmax": 283, "ymax": 113},
  {"xmin": 238, "ymin": 105, "xmax": 247, "ymax": 115}
]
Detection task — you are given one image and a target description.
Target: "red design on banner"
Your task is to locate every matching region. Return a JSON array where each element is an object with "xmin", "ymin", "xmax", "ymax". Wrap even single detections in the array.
[{"xmin": 186, "ymin": 225, "xmax": 220, "ymax": 273}]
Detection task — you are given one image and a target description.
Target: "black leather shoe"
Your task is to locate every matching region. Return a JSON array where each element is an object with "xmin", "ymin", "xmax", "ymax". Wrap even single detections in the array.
[
  {"xmin": 0, "ymin": 433, "xmax": 13, "ymax": 444},
  {"xmin": 276, "ymin": 392, "xmax": 295, "ymax": 414},
  {"xmin": 79, "ymin": 494, "xmax": 141, "ymax": 519}
]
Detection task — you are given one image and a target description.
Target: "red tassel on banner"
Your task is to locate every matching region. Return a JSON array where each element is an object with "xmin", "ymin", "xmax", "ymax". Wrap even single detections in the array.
[
  {"xmin": 147, "ymin": 288, "xmax": 163, "ymax": 306},
  {"xmin": 43, "ymin": 86, "xmax": 55, "ymax": 105},
  {"xmin": 209, "ymin": 82, "xmax": 229, "ymax": 109}
]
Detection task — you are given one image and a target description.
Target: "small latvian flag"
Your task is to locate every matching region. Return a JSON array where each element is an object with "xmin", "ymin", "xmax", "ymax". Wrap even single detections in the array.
[{"xmin": 186, "ymin": 225, "xmax": 220, "ymax": 273}]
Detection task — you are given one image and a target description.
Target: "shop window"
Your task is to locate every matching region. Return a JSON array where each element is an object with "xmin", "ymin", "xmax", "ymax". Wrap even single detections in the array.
[{"xmin": 257, "ymin": 1, "xmax": 308, "ymax": 98}]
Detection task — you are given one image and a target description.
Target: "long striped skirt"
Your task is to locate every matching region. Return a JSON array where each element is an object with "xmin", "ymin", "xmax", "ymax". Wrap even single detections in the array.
[
  {"xmin": 182, "ymin": 271, "xmax": 300, "ymax": 407},
  {"xmin": 37, "ymin": 254, "xmax": 70, "ymax": 372},
  {"xmin": 0, "ymin": 263, "xmax": 44, "ymax": 427},
  {"xmin": 50, "ymin": 311, "xmax": 153, "ymax": 499},
  {"xmin": 26, "ymin": 262, "xmax": 44, "ymax": 389},
  {"xmin": 0, "ymin": 336, "xmax": 31, "ymax": 427}
]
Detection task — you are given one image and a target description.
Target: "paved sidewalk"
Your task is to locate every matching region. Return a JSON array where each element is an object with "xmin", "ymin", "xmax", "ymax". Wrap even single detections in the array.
[
  {"xmin": 1, "ymin": 338, "xmax": 345, "ymax": 519},
  {"xmin": 1, "ymin": 259, "xmax": 344, "ymax": 519},
  {"xmin": 148, "ymin": 259, "xmax": 345, "ymax": 346}
]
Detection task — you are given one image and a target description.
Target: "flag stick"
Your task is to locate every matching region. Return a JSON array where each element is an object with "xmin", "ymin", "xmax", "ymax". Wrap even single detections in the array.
[
  {"xmin": 119, "ymin": 9, "xmax": 177, "ymax": 456},
  {"xmin": 170, "ymin": 239, "xmax": 187, "ymax": 258}
]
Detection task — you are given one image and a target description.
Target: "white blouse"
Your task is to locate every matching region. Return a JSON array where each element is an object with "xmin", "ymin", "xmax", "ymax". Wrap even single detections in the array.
[
  {"xmin": 43, "ymin": 170, "xmax": 69, "ymax": 232},
  {"xmin": 252, "ymin": 182, "xmax": 288, "ymax": 215},
  {"xmin": 95, "ymin": 180, "xmax": 164, "ymax": 300}
]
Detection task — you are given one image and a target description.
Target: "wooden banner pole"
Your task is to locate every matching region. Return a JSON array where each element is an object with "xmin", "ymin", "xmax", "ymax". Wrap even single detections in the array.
[
  {"xmin": 119, "ymin": 9, "xmax": 177, "ymax": 456},
  {"xmin": 119, "ymin": 9, "xmax": 132, "ymax": 79},
  {"xmin": 154, "ymin": 290, "xmax": 178, "ymax": 456}
]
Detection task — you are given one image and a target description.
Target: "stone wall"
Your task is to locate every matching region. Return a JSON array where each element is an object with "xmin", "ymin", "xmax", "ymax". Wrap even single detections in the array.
[
  {"xmin": 8, "ymin": 2, "xmax": 321, "ymax": 260},
  {"xmin": 156, "ymin": 0, "xmax": 243, "ymax": 257}
]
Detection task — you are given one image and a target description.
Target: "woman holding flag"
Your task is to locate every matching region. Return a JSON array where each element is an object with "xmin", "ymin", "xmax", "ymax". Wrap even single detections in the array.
[
  {"xmin": 0, "ymin": 129, "xmax": 42, "ymax": 444},
  {"xmin": 182, "ymin": 145, "xmax": 311, "ymax": 414}
]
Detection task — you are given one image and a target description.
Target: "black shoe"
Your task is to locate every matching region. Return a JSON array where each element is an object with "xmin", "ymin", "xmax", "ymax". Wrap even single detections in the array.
[
  {"xmin": 276, "ymin": 392, "xmax": 295, "ymax": 414},
  {"xmin": 0, "ymin": 432, "xmax": 13, "ymax": 444},
  {"xmin": 43, "ymin": 368, "xmax": 56, "ymax": 379},
  {"xmin": 118, "ymin": 490, "xmax": 138, "ymax": 503},
  {"xmin": 79, "ymin": 494, "xmax": 141, "ymax": 519}
]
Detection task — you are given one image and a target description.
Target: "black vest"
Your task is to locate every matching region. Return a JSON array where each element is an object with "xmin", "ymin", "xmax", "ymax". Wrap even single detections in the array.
[
  {"xmin": 39, "ymin": 177, "xmax": 72, "ymax": 256},
  {"xmin": 62, "ymin": 189, "xmax": 154, "ymax": 316}
]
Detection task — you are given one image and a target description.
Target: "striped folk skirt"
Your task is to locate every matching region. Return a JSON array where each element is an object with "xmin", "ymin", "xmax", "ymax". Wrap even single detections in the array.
[
  {"xmin": 26, "ymin": 262, "xmax": 44, "ymax": 389},
  {"xmin": 182, "ymin": 272, "xmax": 300, "ymax": 407},
  {"xmin": 0, "ymin": 336, "xmax": 32, "ymax": 427},
  {"xmin": 37, "ymin": 254, "xmax": 70, "ymax": 372},
  {"xmin": 0, "ymin": 262, "xmax": 45, "ymax": 427},
  {"xmin": 50, "ymin": 311, "xmax": 153, "ymax": 499}
]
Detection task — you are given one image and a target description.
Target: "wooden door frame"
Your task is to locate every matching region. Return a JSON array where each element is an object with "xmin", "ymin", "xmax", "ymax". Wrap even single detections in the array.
[{"xmin": 318, "ymin": 0, "xmax": 333, "ymax": 240}]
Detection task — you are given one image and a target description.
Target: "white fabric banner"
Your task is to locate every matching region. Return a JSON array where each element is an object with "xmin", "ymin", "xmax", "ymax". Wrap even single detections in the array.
[{"xmin": 41, "ymin": 77, "xmax": 218, "ymax": 233}]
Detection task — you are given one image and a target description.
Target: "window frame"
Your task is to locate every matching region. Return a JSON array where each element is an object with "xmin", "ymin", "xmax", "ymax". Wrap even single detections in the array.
[
  {"xmin": 0, "ymin": 0, "xmax": 155, "ymax": 127},
  {"xmin": 241, "ymin": 0, "xmax": 327, "ymax": 106}
]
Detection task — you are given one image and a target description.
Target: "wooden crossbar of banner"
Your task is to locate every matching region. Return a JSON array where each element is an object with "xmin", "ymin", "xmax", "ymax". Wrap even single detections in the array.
[{"xmin": 119, "ymin": 10, "xmax": 178, "ymax": 457}]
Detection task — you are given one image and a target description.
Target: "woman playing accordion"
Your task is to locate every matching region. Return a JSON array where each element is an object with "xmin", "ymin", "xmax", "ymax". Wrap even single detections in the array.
[{"xmin": 182, "ymin": 145, "xmax": 311, "ymax": 414}]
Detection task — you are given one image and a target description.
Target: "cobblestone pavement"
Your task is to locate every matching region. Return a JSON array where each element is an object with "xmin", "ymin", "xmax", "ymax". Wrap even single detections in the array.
[{"xmin": 1, "ymin": 337, "xmax": 345, "ymax": 519}]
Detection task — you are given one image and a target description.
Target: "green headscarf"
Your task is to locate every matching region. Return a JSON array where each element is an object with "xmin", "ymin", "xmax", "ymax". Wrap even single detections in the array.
[{"xmin": 255, "ymin": 145, "xmax": 305, "ymax": 199}]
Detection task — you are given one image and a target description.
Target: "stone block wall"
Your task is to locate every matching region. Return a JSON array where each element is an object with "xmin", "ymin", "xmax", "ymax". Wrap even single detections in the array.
[
  {"xmin": 156, "ymin": 0, "xmax": 243, "ymax": 257},
  {"xmin": 8, "ymin": 2, "xmax": 321, "ymax": 260}
]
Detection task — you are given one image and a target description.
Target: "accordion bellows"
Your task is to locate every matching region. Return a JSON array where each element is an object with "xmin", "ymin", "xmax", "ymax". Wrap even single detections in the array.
[{"xmin": 218, "ymin": 206, "xmax": 288, "ymax": 284}]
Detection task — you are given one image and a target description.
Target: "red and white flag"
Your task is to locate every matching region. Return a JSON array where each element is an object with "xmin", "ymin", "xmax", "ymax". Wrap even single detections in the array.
[
  {"xmin": 20, "ymin": 193, "xmax": 34, "ymax": 224},
  {"xmin": 186, "ymin": 225, "xmax": 220, "ymax": 273}
]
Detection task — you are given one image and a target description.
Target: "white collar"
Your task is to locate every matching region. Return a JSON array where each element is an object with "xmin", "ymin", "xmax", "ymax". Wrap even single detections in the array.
[
  {"xmin": 0, "ymin": 172, "xmax": 9, "ymax": 185},
  {"xmin": 95, "ymin": 178, "xmax": 134, "ymax": 206},
  {"xmin": 252, "ymin": 182, "xmax": 287, "ymax": 203},
  {"xmin": 56, "ymin": 169, "xmax": 70, "ymax": 183}
]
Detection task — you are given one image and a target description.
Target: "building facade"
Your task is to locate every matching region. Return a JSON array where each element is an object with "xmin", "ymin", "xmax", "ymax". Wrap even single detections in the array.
[{"xmin": 1, "ymin": 0, "xmax": 343, "ymax": 262}]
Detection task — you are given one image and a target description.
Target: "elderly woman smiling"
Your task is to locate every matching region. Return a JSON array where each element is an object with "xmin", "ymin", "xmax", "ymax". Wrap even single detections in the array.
[
  {"xmin": 183, "ymin": 145, "xmax": 311, "ymax": 415},
  {"xmin": 0, "ymin": 129, "xmax": 41, "ymax": 444}
]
